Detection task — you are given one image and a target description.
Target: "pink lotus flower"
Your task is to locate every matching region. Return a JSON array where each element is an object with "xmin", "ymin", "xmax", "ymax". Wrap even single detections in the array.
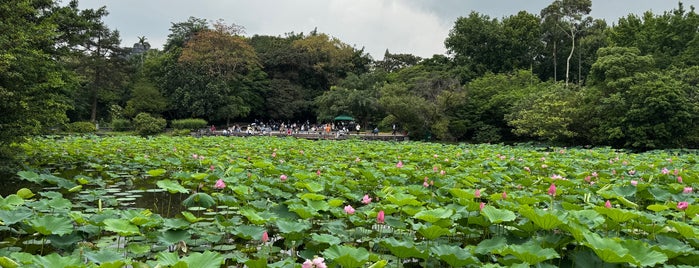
[
  {"xmin": 630, "ymin": 180, "xmax": 638, "ymax": 186},
  {"xmin": 316, "ymin": 169, "xmax": 321, "ymax": 176},
  {"xmin": 440, "ymin": 170, "xmax": 445, "ymax": 176},
  {"xmin": 662, "ymin": 167, "xmax": 670, "ymax": 175},
  {"xmin": 479, "ymin": 202, "xmax": 485, "ymax": 210},
  {"xmin": 678, "ymin": 201, "xmax": 689, "ymax": 210},
  {"xmin": 192, "ymin": 154, "xmax": 198, "ymax": 159},
  {"xmin": 209, "ymin": 165, "xmax": 215, "ymax": 171},
  {"xmin": 548, "ymin": 183, "xmax": 556, "ymax": 196},
  {"xmin": 423, "ymin": 180, "xmax": 430, "ymax": 187},
  {"xmin": 605, "ymin": 200, "xmax": 612, "ymax": 208},
  {"xmin": 344, "ymin": 205, "xmax": 355, "ymax": 214},
  {"xmin": 396, "ymin": 161, "xmax": 403, "ymax": 168},
  {"xmin": 523, "ymin": 166, "xmax": 531, "ymax": 173},
  {"xmin": 628, "ymin": 170, "xmax": 636, "ymax": 175},
  {"xmin": 541, "ymin": 164, "xmax": 548, "ymax": 169},
  {"xmin": 475, "ymin": 189, "xmax": 481, "ymax": 198},
  {"xmin": 280, "ymin": 174, "xmax": 288, "ymax": 181},
  {"xmin": 271, "ymin": 152, "xmax": 276, "ymax": 158},
  {"xmin": 262, "ymin": 231, "xmax": 269, "ymax": 243},
  {"xmin": 591, "ymin": 172, "xmax": 598, "ymax": 177},
  {"xmin": 377, "ymin": 210, "xmax": 385, "ymax": 224},
  {"xmin": 214, "ymin": 179, "xmax": 226, "ymax": 189},
  {"xmin": 302, "ymin": 260, "xmax": 313, "ymax": 268},
  {"xmin": 678, "ymin": 176, "xmax": 683, "ymax": 183},
  {"xmin": 362, "ymin": 194, "xmax": 372, "ymax": 204},
  {"xmin": 502, "ymin": 191, "xmax": 507, "ymax": 200},
  {"xmin": 302, "ymin": 257, "xmax": 326, "ymax": 268},
  {"xmin": 684, "ymin": 187, "xmax": 693, "ymax": 194},
  {"xmin": 675, "ymin": 169, "xmax": 680, "ymax": 176},
  {"xmin": 433, "ymin": 166, "xmax": 438, "ymax": 172},
  {"xmin": 584, "ymin": 176, "xmax": 591, "ymax": 182}
]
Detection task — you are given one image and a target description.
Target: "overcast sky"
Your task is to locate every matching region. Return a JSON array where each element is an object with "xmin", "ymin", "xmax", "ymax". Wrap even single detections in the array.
[{"xmin": 77, "ymin": 0, "xmax": 698, "ymax": 59}]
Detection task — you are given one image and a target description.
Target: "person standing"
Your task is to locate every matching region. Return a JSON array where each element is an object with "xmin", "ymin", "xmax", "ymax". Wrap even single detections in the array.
[{"xmin": 356, "ymin": 124, "xmax": 361, "ymax": 135}]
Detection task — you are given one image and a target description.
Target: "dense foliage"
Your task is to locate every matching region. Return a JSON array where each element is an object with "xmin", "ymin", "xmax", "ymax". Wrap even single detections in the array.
[
  {"xmin": 3, "ymin": 136, "xmax": 699, "ymax": 267},
  {"xmin": 2, "ymin": 0, "xmax": 699, "ymax": 162}
]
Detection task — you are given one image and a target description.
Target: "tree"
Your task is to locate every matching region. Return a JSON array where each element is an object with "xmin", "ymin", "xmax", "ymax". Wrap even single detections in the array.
[
  {"xmin": 540, "ymin": 0, "xmax": 592, "ymax": 87},
  {"xmin": 0, "ymin": 0, "xmax": 74, "ymax": 164},
  {"xmin": 506, "ymin": 83, "xmax": 579, "ymax": 142},
  {"xmin": 124, "ymin": 78, "xmax": 167, "ymax": 117},
  {"xmin": 375, "ymin": 50, "xmax": 422, "ymax": 73}
]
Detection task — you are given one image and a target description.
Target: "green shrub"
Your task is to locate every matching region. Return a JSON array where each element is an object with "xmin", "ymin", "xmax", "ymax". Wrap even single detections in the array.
[
  {"xmin": 169, "ymin": 129, "xmax": 192, "ymax": 136},
  {"xmin": 133, "ymin": 113, "xmax": 166, "ymax": 136},
  {"xmin": 111, "ymin": 119, "xmax": 132, "ymax": 131},
  {"xmin": 65, "ymin": 121, "xmax": 96, "ymax": 133},
  {"xmin": 171, "ymin": 118, "xmax": 208, "ymax": 130}
]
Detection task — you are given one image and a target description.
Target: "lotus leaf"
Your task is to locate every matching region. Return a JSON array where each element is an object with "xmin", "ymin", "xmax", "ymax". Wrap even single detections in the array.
[
  {"xmin": 323, "ymin": 245, "xmax": 371, "ymax": 268},
  {"xmin": 103, "ymin": 218, "xmax": 140, "ymax": 236},
  {"xmin": 29, "ymin": 215, "xmax": 73, "ymax": 236},
  {"xmin": 182, "ymin": 251, "xmax": 225, "ymax": 268},
  {"xmin": 481, "ymin": 206, "xmax": 517, "ymax": 223},
  {"xmin": 156, "ymin": 179, "xmax": 189, "ymax": 194}
]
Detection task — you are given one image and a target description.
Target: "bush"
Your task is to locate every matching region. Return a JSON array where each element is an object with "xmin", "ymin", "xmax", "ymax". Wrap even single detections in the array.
[
  {"xmin": 65, "ymin": 121, "xmax": 96, "ymax": 133},
  {"xmin": 171, "ymin": 118, "xmax": 208, "ymax": 130},
  {"xmin": 169, "ymin": 129, "xmax": 192, "ymax": 137},
  {"xmin": 133, "ymin": 113, "xmax": 166, "ymax": 136},
  {"xmin": 111, "ymin": 119, "xmax": 132, "ymax": 131}
]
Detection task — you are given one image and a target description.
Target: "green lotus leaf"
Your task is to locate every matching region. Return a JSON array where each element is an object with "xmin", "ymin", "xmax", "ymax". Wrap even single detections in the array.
[
  {"xmin": 582, "ymin": 232, "xmax": 634, "ymax": 264},
  {"xmin": 191, "ymin": 173, "xmax": 208, "ymax": 180},
  {"xmin": 0, "ymin": 194, "xmax": 24, "ymax": 209},
  {"xmin": 310, "ymin": 233, "xmax": 342, "ymax": 245},
  {"xmin": 431, "ymin": 244, "xmax": 480, "ymax": 267},
  {"xmin": 29, "ymin": 215, "xmax": 73, "ymax": 236},
  {"xmin": 448, "ymin": 188, "xmax": 476, "ymax": 199},
  {"xmin": 155, "ymin": 251, "xmax": 181, "ymax": 266},
  {"xmin": 288, "ymin": 204, "xmax": 317, "ymax": 219},
  {"xmin": 646, "ymin": 204, "xmax": 669, "ymax": 212},
  {"xmin": 415, "ymin": 224, "xmax": 451, "ymax": 240},
  {"xmin": 96, "ymin": 261, "xmax": 126, "ymax": 268},
  {"xmin": 0, "ymin": 256, "xmax": 19, "ymax": 268},
  {"xmin": 182, "ymin": 251, "xmax": 225, "ymax": 268},
  {"xmin": 17, "ymin": 171, "xmax": 42, "ymax": 183},
  {"xmin": 594, "ymin": 207, "xmax": 639, "ymax": 223},
  {"xmin": 276, "ymin": 219, "xmax": 311, "ymax": 233},
  {"xmin": 306, "ymin": 200, "xmax": 330, "ymax": 211},
  {"xmin": 16, "ymin": 188, "xmax": 34, "ymax": 199},
  {"xmin": 367, "ymin": 260, "xmax": 388, "ymax": 268},
  {"xmin": 232, "ymin": 225, "xmax": 266, "ymax": 240},
  {"xmin": 386, "ymin": 193, "xmax": 422, "ymax": 206},
  {"xmin": 380, "ymin": 238, "xmax": 428, "ymax": 259},
  {"xmin": 299, "ymin": 193, "xmax": 325, "ymax": 201},
  {"xmin": 620, "ymin": 239, "xmax": 668, "ymax": 267},
  {"xmin": 156, "ymin": 179, "xmax": 189, "ymax": 194},
  {"xmin": 500, "ymin": 240, "xmax": 560, "ymax": 264},
  {"xmin": 84, "ymin": 249, "xmax": 124, "ymax": 264},
  {"xmin": 481, "ymin": 206, "xmax": 516, "ymax": 224},
  {"xmin": 519, "ymin": 206, "xmax": 564, "ymax": 230},
  {"xmin": 323, "ymin": 245, "xmax": 371, "ymax": 268},
  {"xmin": 240, "ymin": 208, "xmax": 267, "ymax": 224},
  {"xmin": 103, "ymin": 218, "xmax": 140, "ymax": 236},
  {"xmin": 146, "ymin": 168, "xmax": 167, "ymax": 177},
  {"xmin": 568, "ymin": 210, "xmax": 605, "ymax": 230},
  {"xmin": 158, "ymin": 229, "xmax": 190, "ymax": 244},
  {"xmin": 181, "ymin": 211, "xmax": 203, "ymax": 223},
  {"xmin": 668, "ymin": 220, "xmax": 699, "ymax": 239},
  {"xmin": 182, "ymin": 192, "xmax": 215, "ymax": 208},
  {"xmin": 244, "ymin": 258, "xmax": 267, "ymax": 268},
  {"xmin": 475, "ymin": 237, "xmax": 507, "ymax": 255},
  {"xmin": 163, "ymin": 218, "xmax": 190, "ymax": 229},
  {"xmin": 302, "ymin": 182, "xmax": 325, "ymax": 193},
  {"xmin": 652, "ymin": 235, "xmax": 695, "ymax": 259},
  {"xmin": 413, "ymin": 207, "xmax": 454, "ymax": 223},
  {"xmin": 33, "ymin": 253, "xmax": 83, "ymax": 268},
  {"xmin": 0, "ymin": 207, "xmax": 33, "ymax": 225}
]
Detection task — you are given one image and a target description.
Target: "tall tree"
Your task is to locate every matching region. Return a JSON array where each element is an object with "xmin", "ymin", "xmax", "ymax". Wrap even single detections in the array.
[
  {"xmin": 540, "ymin": 0, "xmax": 592, "ymax": 87},
  {"xmin": 0, "ymin": 0, "xmax": 75, "ymax": 163}
]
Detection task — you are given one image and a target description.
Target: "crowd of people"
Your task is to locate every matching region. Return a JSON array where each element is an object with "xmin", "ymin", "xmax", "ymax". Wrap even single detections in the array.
[{"xmin": 203, "ymin": 119, "xmax": 397, "ymax": 137}]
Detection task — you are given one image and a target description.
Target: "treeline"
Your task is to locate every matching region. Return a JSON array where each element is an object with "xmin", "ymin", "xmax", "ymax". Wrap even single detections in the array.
[{"xmin": 2, "ymin": 0, "xmax": 699, "ymax": 152}]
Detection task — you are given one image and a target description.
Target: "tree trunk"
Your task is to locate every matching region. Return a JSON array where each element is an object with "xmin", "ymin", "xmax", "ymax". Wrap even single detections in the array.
[{"xmin": 565, "ymin": 32, "xmax": 575, "ymax": 88}]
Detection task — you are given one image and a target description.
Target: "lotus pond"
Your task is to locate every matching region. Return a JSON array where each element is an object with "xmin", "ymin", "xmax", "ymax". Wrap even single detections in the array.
[{"xmin": 1, "ymin": 135, "xmax": 699, "ymax": 267}]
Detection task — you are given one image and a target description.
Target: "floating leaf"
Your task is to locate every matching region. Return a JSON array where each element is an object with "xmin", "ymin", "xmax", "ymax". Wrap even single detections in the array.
[
  {"xmin": 84, "ymin": 249, "xmax": 124, "ymax": 264},
  {"xmin": 156, "ymin": 179, "xmax": 189, "ymax": 194},
  {"xmin": 276, "ymin": 219, "xmax": 311, "ymax": 234},
  {"xmin": 310, "ymin": 234, "xmax": 341, "ymax": 245}
]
